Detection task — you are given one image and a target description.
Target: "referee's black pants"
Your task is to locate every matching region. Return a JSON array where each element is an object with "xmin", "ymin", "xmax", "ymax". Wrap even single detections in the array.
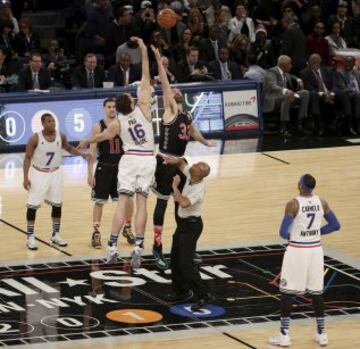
[{"xmin": 170, "ymin": 216, "xmax": 209, "ymax": 299}]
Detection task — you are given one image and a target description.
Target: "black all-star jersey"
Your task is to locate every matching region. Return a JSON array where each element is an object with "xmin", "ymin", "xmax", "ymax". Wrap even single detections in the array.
[
  {"xmin": 97, "ymin": 119, "xmax": 123, "ymax": 165},
  {"xmin": 159, "ymin": 111, "xmax": 192, "ymax": 156}
]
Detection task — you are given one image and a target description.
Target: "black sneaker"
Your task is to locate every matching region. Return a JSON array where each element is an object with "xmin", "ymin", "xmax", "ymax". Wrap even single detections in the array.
[
  {"xmin": 122, "ymin": 225, "xmax": 135, "ymax": 245},
  {"xmin": 153, "ymin": 243, "xmax": 169, "ymax": 270},
  {"xmin": 191, "ymin": 293, "xmax": 215, "ymax": 312},
  {"xmin": 163, "ymin": 290, "xmax": 194, "ymax": 303},
  {"xmin": 91, "ymin": 231, "xmax": 102, "ymax": 249}
]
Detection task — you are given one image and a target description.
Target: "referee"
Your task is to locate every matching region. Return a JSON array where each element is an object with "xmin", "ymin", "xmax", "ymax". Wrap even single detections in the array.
[{"xmin": 163, "ymin": 156, "xmax": 213, "ymax": 311}]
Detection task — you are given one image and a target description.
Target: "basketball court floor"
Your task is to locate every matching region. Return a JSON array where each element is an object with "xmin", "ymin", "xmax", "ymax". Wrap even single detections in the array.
[{"xmin": 0, "ymin": 135, "xmax": 359, "ymax": 349}]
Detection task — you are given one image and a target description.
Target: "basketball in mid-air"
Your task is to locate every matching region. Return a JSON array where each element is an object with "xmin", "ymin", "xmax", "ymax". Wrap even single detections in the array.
[{"xmin": 157, "ymin": 8, "xmax": 177, "ymax": 29}]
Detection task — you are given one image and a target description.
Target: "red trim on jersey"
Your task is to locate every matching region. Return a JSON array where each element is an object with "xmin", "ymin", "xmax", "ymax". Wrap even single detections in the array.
[
  {"xmin": 32, "ymin": 165, "xmax": 59, "ymax": 172},
  {"xmin": 288, "ymin": 243, "xmax": 321, "ymax": 248}
]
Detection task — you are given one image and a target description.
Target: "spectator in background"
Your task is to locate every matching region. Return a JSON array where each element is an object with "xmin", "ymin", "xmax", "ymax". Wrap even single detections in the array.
[
  {"xmin": 204, "ymin": 0, "xmax": 231, "ymax": 28},
  {"xmin": 72, "ymin": 53, "xmax": 105, "ymax": 89},
  {"xmin": 229, "ymin": 34, "xmax": 249, "ymax": 75},
  {"xmin": 43, "ymin": 40, "xmax": 66, "ymax": 68},
  {"xmin": 213, "ymin": 8, "xmax": 230, "ymax": 43},
  {"xmin": 151, "ymin": 55, "xmax": 177, "ymax": 83},
  {"xmin": 105, "ymin": 6, "xmax": 139, "ymax": 66},
  {"xmin": 14, "ymin": 17, "xmax": 40, "ymax": 57},
  {"xmin": 135, "ymin": 1, "xmax": 157, "ymax": 44},
  {"xmin": 0, "ymin": 20, "xmax": 14, "ymax": 53},
  {"xmin": 108, "ymin": 52, "xmax": 141, "ymax": 87},
  {"xmin": 161, "ymin": 8, "xmax": 186, "ymax": 46},
  {"xmin": 83, "ymin": 0, "xmax": 113, "ymax": 54},
  {"xmin": 249, "ymin": 25, "xmax": 275, "ymax": 69},
  {"xmin": 187, "ymin": 7, "xmax": 208, "ymax": 45},
  {"xmin": 300, "ymin": 53, "xmax": 336, "ymax": 136},
  {"xmin": 229, "ymin": 3, "xmax": 256, "ymax": 43},
  {"xmin": 0, "ymin": 45, "xmax": 14, "ymax": 86},
  {"xmin": 17, "ymin": 51, "xmax": 51, "ymax": 91},
  {"xmin": 208, "ymin": 46, "xmax": 242, "ymax": 80},
  {"xmin": 0, "ymin": 1, "xmax": 19, "ymax": 34},
  {"xmin": 325, "ymin": 20, "xmax": 347, "ymax": 56},
  {"xmin": 244, "ymin": 53, "xmax": 266, "ymax": 84},
  {"xmin": 148, "ymin": 30, "xmax": 171, "ymax": 65},
  {"xmin": 306, "ymin": 21, "xmax": 331, "ymax": 66},
  {"xmin": 302, "ymin": 4, "xmax": 324, "ymax": 35},
  {"xmin": 333, "ymin": 56, "xmax": 360, "ymax": 135},
  {"xmin": 329, "ymin": 0, "xmax": 352, "ymax": 46},
  {"xmin": 116, "ymin": 38, "xmax": 142, "ymax": 65},
  {"xmin": 280, "ymin": 14, "xmax": 307, "ymax": 74},
  {"xmin": 171, "ymin": 27, "xmax": 193, "ymax": 63},
  {"xmin": 175, "ymin": 46, "xmax": 208, "ymax": 82},
  {"xmin": 263, "ymin": 55, "xmax": 310, "ymax": 137},
  {"xmin": 199, "ymin": 25, "xmax": 226, "ymax": 63}
]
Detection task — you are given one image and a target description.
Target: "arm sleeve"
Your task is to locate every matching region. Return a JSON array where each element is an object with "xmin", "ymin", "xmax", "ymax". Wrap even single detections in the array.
[
  {"xmin": 279, "ymin": 215, "xmax": 294, "ymax": 240},
  {"xmin": 320, "ymin": 210, "xmax": 341, "ymax": 235}
]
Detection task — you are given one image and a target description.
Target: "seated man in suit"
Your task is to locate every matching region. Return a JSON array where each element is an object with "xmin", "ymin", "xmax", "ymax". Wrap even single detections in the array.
[
  {"xmin": 17, "ymin": 52, "xmax": 51, "ymax": 91},
  {"xmin": 208, "ymin": 46, "xmax": 242, "ymax": 80},
  {"xmin": 199, "ymin": 25, "xmax": 226, "ymax": 64},
  {"xmin": 300, "ymin": 53, "xmax": 336, "ymax": 136},
  {"xmin": 332, "ymin": 56, "xmax": 360, "ymax": 135},
  {"xmin": 175, "ymin": 46, "xmax": 210, "ymax": 83},
  {"xmin": 263, "ymin": 55, "xmax": 310, "ymax": 137},
  {"xmin": 72, "ymin": 53, "xmax": 105, "ymax": 89},
  {"xmin": 108, "ymin": 52, "xmax": 141, "ymax": 87}
]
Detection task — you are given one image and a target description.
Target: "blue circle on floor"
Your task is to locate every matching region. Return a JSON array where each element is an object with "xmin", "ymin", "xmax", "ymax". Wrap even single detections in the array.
[{"xmin": 170, "ymin": 303, "xmax": 225, "ymax": 318}]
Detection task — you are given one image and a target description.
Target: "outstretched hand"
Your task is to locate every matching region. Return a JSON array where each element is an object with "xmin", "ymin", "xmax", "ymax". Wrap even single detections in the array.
[
  {"xmin": 150, "ymin": 45, "xmax": 161, "ymax": 61},
  {"xmin": 130, "ymin": 36, "xmax": 145, "ymax": 49},
  {"xmin": 206, "ymin": 140, "xmax": 216, "ymax": 147}
]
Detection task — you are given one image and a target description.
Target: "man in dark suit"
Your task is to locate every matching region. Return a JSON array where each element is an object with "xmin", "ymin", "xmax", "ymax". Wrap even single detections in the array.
[
  {"xmin": 280, "ymin": 14, "xmax": 307, "ymax": 75},
  {"xmin": 175, "ymin": 47, "xmax": 209, "ymax": 83},
  {"xmin": 207, "ymin": 47, "xmax": 241, "ymax": 80},
  {"xmin": 300, "ymin": 54, "xmax": 335, "ymax": 135},
  {"xmin": 17, "ymin": 52, "xmax": 51, "ymax": 91},
  {"xmin": 199, "ymin": 25, "xmax": 226, "ymax": 64},
  {"xmin": 332, "ymin": 56, "xmax": 360, "ymax": 135},
  {"xmin": 263, "ymin": 55, "xmax": 310, "ymax": 137},
  {"xmin": 108, "ymin": 52, "xmax": 141, "ymax": 87},
  {"xmin": 72, "ymin": 53, "xmax": 105, "ymax": 89}
]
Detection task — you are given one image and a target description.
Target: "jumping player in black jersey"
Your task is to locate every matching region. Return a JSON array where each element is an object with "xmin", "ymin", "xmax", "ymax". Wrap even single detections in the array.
[
  {"xmin": 150, "ymin": 46, "xmax": 214, "ymax": 269},
  {"xmin": 87, "ymin": 98, "xmax": 134, "ymax": 248}
]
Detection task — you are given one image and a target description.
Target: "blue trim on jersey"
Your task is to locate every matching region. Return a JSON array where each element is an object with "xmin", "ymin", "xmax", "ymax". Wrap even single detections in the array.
[
  {"xmin": 289, "ymin": 240, "xmax": 321, "ymax": 244},
  {"xmin": 126, "ymin": 149, "xmax": 153, "ymax": 153}
]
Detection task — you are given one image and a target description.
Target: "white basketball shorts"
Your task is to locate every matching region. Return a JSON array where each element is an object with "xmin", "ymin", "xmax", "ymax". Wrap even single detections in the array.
[
  {"xmin": 280, "ymin": 245, "xmax": 324, "ymax": 295},
  {"xmin": 117, "ymin": 154, "xmax": 156, "ymax": 197},
  {"xmin": 27, "ymin": 166, "xmax": 63, "ymax": 208}
]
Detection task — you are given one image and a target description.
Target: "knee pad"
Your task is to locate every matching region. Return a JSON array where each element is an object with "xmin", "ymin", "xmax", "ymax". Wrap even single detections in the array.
[
  {"xmin": 26, "ymin": 208, "xmax": 37, "ymax": 221},
  {"xmin": 153, "ymin": 199, "xmax": 168, "ymax": 226},
  {"xmin": 51, "ymin": 205, "xmax": 62, "ymax": 218}
]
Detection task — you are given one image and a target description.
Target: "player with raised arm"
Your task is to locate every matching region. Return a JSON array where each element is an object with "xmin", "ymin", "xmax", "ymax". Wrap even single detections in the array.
[
  {"xmin": 23, "ymin": 113, "xmax": 90, "ymax": 250},
  {"xmin": 269, "ymin": 174, "xmax": 341, "ymax": 347},
  {"xmin": 78, "ymin": 37, "xmax": 155, "ymax": 268},
  {"xmin": 87, "ymin": 98, "xmax": 134, "ymax": 249},
  {"xmin": 150, "ymin": 45, "xmax": 214, "ymax": 269}
]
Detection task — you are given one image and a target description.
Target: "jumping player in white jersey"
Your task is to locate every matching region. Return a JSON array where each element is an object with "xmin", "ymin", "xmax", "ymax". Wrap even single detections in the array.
[
  {"xmin": 23, "ymin": 113, "xmax": 90, "ymax": 250},
  {"xmin": 269, "ymin": 174, "xmax": 340, "ymax": 347},
  {"xmin": 150, "ymin": 45, "xmax": 214, "ymax": 269},
  {"xmin": 78, "ymin": 37, "xmax": 155, "ymax": 268}
]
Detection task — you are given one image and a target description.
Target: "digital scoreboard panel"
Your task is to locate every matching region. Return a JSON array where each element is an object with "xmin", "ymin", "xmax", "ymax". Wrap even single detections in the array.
[{"xmin": 0, "ymin": 91, "xmax": 225, "ymax": 152}]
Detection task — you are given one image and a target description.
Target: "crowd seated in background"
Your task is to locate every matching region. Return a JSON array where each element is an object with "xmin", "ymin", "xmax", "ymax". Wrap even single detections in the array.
[{"xmin": 2, "ymin": 0, "xmax": 360, "ymax": 136}]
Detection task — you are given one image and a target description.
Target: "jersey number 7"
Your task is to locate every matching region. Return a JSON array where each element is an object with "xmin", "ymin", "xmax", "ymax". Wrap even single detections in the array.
[{"xmin": 306, "ymin": 213, "xmax": 315, "ymax": 229}]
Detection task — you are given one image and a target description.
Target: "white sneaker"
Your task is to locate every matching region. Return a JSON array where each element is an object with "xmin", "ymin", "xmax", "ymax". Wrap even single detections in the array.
[
  {"xmin": 269, "ymin": 332, "xmax": 291, "ymax": 347},
  {"xmin": 26, "ymin": 235, "xmax": 38, "ymax": 251},
  {"xmin": 315, "ymin": 332, "xmax": 328, "ymax": 346},
  {"xmin": 106, "ymin": 244, "xmax": 119, "ymax": 264},
  {"xmin": 50, "ymin": 233, "xmax": 68, "ymax": 247},
  {"xmin": 131, "ymin": 246, "xmax": 143, "ymax": 269}
]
